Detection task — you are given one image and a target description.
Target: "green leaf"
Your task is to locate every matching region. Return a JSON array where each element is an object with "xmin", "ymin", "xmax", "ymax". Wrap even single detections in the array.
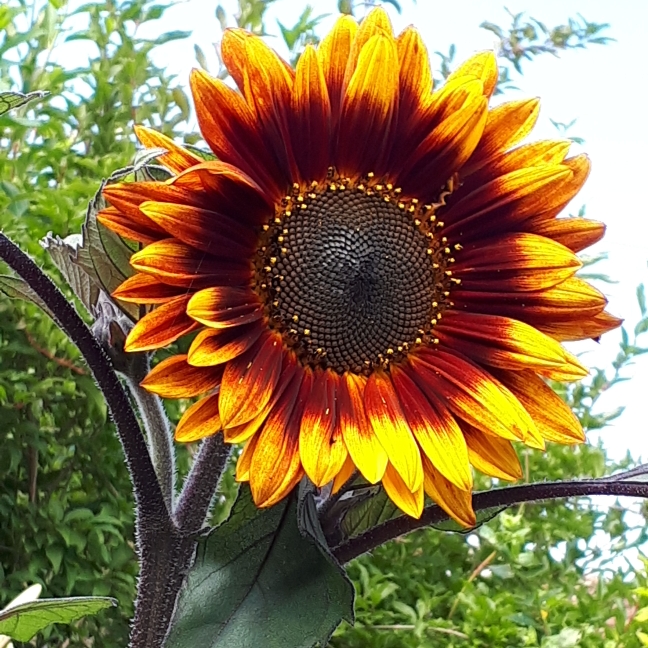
[
  {"xmin": 0, "ymin": 274, "xmax": 55, "ymax": 320},
  {"xmin": 40, "ymin": 151, "xmax": 168, "ymax": 321},
  {"xmin": 0, "ymin": 597, "xmax": 116, "ymax": 642},
  {"xmin": 0, "ymin": 90, "xmax": 48, "ymax": 116},
  {"xmin": 40, "ymin": 233, "xmax": 101, "ymax": 316},
  {"xmin": 166, "ymin": 484, "xmax": 354, "ymax": 648},
  {"xmin": 335, "ymin": 485, "xmax": 401, "ymax": 540}
]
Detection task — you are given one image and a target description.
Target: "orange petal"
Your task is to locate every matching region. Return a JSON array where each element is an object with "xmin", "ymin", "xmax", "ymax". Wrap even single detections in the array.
[
  {"xmin": 332, "ymin": 454, "xmax": 357, "ymax": 494},
  {"xmin": 236, "ymin": 434, "xmax": 259, "ymax": 482},
  {"xmin": 537, "ymin": 310, "xmax": 622, "ymax": 342},
  {"xmin": 462, "ymin": 423, "xmax": 522, "ymax": 481},
  {"xmin": 465, "ymin": 98, "xmax": 540, "ymax": 173},
  {"xmin": 364, "ymin": 371, "xmax": 423, "ymax": 491},
  {"xmin": 130, "ymin": 238, "xmax": 252, "ymax": 288},
  {"xmin": 250, "ymin": 369, "xmax": 308, "ymax": 508},
  {"xmin": 529, "ymin": 217, "xmax": 605, "ymax": 253},
  {"xmin": 221, "ymin": 29, "xmax": 297, "ymax": 184},
  {"xmin": 291, "ymin": 44, "xmax": 332, "ymax": 184},
  {"xmin": 124, "ymin": 294, "xmax": 198, "ymax": 352},
  {"xmin": 337, "ymin": 33, "xmax": 399, "ymax": 178},
  {"xmin": 391, "ymin": 365, "xmax": 472, "ymax": 491},
  {"xmin": 187, "ymin": 323, "xmax": 263, "ymax": 367},
  {"xmin": 140, "ymin": 354, "xmax": 223, "ymax": 398},
  {"xmin": 317, "ymin": 15, "xmax": 358, "ymax": 123},
  {"xmin": 382, "ymin": 463, "xmax": 424, "ymax": 519},
  {"xmin": 421, "ymin": 455, "xmax": 476, "ymax": 527},
  {"xmin": 175, "ymin": 393, "xmax": 222, "ymax": 442},
  {"xmin": 189, "ymin": 68, "xmax": 284, "ymax": 200},
  {"xmin": 338, "ymin": 372, "xmax": 388, "ymax": 484},
  {"xmin": 224, "ymin": 359, "xmax": 299, "ymax": 444},
  {"xmin": 435, "ymin": 312, "xmax": 588, "ymax": 380},
  {"xmin": 97, "ymin": 207, "xmax": 161, "ymax": 244},
  {"xmin": 446, "ymin": 50, "xmax": 498, "ymax": 98},
  {"xmin": 187, "ymin": 287, "xmax": 262, "ymax": 329},
  {"xmin": 112, "ymin": 273, "xmax": 186, "ymax": 304},
  {"xmin": 530, "ymin": 154, "xmax": 591, "ymax": 222},
  {"xmin": 138, "ymin": 201, "xmax": 255, "ymax": 257},
  {"xmin": 219, "ymin": 333, "xmax": 283, "ymax": 428},
  {"xmin": 453, "ymin": 233, "xmax": 582, "ymax": 292},
  {"xmin": 134, "ymin": 125, "xmax": 203, "ymax": 174},
  {"xmin": 299, "ymin": 371, "xmax": 348, "ymax": 487},
  {"xmin": 411, "ymin": 350, "xmax": 544, "ymax": 449},
  {"xmin": 493, "ymin": 369, "xmax": 585, "ymax": 445}
]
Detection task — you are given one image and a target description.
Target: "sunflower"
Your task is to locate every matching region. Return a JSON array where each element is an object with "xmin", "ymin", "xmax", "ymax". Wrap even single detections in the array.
[{"xmin": 99, "ymin": 8, "xmax": 620, "ymax": 524}]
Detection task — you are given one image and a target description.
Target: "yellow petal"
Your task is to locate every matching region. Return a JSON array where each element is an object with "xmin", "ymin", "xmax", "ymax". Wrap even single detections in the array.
[
  {"xmin": 382, "ymin": 463, "xmax": 424, "ymax": 519},
  {"xmin": 422, "ymin": 455, "xmax": 476, "ymax": 527},
  {"xmin": 338, "ymin": 373, "xmax": 388, "ymax": 484}
]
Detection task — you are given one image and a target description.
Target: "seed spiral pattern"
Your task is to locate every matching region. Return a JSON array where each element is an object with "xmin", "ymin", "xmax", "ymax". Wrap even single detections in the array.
[{"xmin": 257, "ymin": 185, "xmax": 441, "ymax": 373}]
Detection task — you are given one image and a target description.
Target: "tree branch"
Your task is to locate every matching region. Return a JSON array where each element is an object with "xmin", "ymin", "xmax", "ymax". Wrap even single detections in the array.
[
  {"xmin": 332, "ymin": 478, "xmax": 648, "ymax": 564},
  {"xmin": 0, "ymin": 232, "xmax": 167, "ymax": 521}
]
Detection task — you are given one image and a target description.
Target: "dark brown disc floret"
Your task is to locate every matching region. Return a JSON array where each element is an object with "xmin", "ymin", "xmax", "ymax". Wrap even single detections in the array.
[{"xmin": 255, "ymin": 178, "xmax": 452, "ymax": 373}]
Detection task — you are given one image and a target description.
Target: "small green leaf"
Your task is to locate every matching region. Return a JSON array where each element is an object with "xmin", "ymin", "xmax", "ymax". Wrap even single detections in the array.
[
  {"xmin": 0, "ymin": 597, "xmax": 116, "ymax": 642},
  {"xmin": 0, "ymin": 90, "xmax": 48, "ymax": 116},
  {"xmin": 0, "ymin": 274, "xmax": 55, "ymax": 319},
  {"xmin": 166, "ymin": 485, "xmax": 354, "ymax": 648},
  {"xmin": 335, "ymin": 485, "xmax": 401, "ymax": 540}
]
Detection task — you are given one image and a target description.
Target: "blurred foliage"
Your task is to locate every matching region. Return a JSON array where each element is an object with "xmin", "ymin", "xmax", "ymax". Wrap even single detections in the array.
[{"xmin": 0, "ymin": 0, "xmax": 645, "ymax": 646}]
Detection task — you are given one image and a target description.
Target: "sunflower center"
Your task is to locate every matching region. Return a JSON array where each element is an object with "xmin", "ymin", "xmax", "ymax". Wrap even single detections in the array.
[{"xmin": 256, "ymin": 179, "xmax": 449, "ymax": 374}]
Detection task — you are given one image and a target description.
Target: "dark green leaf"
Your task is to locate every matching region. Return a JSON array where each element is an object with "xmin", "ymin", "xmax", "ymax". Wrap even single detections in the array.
[
  {"xmin": 0, "ymin": 597, "xmax": 116, "ymax": 641},
  {"xmin": 337, "ymin": 486, "xmax": 400, "ymax": 540},
  {"xmin": 166, "ymin": 485, "xmax": 354, "ymax": 648}
]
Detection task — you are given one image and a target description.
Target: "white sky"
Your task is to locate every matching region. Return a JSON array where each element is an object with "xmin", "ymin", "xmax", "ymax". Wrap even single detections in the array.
[{"xmin": 52, "ymin": 0, "xmax": 648, "ymax": 462}]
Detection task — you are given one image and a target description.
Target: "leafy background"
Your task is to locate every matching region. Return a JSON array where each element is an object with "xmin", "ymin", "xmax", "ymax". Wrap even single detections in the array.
[{"xmin": 1, "ymin": 0, "xmax": 648, "ymax": 646}]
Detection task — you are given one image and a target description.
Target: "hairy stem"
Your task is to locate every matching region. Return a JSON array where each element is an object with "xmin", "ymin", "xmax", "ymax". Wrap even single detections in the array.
[
  {"xmin": 0, "ymin": 232, "xmax": 166, "ymax": 520},
  {"xmin": 131, "ymin": 520, "xmax": 196, "ymax": 648},
  {"xmin": 127, "ymin": 354, "xmax": 176, "ymax": 512},
  {"xmin": 174, "ymin": 432, "xmax": 231, "ymax": 533},
  {"xmin": 332, "ymin": 478, "xmax": 648, "ymax": 564},
  {"xmin": 0, "ymin": 233, "xmax": 184, "ymax": 647}
]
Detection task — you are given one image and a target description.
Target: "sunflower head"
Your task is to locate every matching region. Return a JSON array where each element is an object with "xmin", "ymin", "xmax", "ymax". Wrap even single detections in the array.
[{"xmin": 99, "ymin": 7, "xmax": 620, "ymax": 524}]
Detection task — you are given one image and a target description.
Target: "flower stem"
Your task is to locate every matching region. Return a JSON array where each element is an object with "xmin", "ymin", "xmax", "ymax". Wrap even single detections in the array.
[
  {"xmin": 0, "ymin": 232, "xmax": 166, "ymax": 520},
  {"xmin": 331, "ymin": 477, "xmax": 648, "ymax": 564},
  {"xmin": 0, "ymin": 233, "xmax": 188, "ymax": 647},
  {"xmin": 174, "ymin": 432, "xmax": 231, "ymax": 533},
  {"xmin": 127, "ymin": 354, "xmax": 176, "ymax": 512}
]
